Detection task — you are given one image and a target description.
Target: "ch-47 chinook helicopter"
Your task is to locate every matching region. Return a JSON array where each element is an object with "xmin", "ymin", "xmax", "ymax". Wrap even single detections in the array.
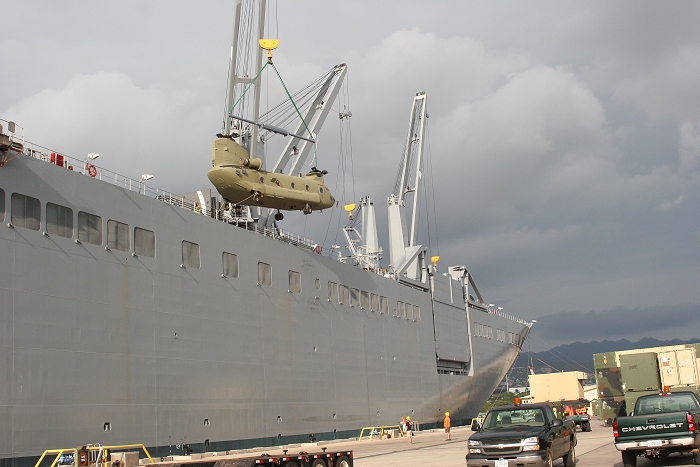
[
  {"xmin": 207, "ymin": 136, "xmax": 334, "ymax": 216},
  {"xmin": 208, "ymin": 36, "xmax": 346, "ymax": 222}
]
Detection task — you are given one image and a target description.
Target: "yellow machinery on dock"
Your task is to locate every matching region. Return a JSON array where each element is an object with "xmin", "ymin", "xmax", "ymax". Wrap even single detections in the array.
[{"xmin": 34, "ymin": 444, "xmax": 154, "ymax": 467}]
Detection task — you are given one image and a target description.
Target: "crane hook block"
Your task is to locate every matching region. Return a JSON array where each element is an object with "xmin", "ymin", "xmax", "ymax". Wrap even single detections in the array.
[{"xmin": 259, "ymin": 39, "xmax": 280, "ymax": 60}]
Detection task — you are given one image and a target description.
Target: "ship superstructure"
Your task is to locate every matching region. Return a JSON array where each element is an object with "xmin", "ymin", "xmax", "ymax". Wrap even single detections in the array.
[{"xmin": 0, "ymin": 2, "xmax": 530, "ymax": 466}]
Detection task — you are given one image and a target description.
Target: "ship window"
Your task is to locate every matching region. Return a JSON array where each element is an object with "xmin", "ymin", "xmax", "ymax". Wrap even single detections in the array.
[
  {"xmin": 288, "ymin": 270, "xmax": 301, "ymax": 293},
  {"xmin": 339, "ymin": 285, "xmax": 349, "ymax": 305},
  {"xmin": 361, "ymin": 290, "xmax": 370, "ymax": 309},
  {"xmin": 488, "ymin": 326, "xmax": 493, "ymax": 339},
  {"xmin": 134, "ymin": 227, "xmax": 155, "ymax": 257},
  {"xmin": 78, "ymin": 211, "xmax": 102, "ymax": 245},
  {"xmin": 328, "ymin": 281, "xmax": 338, "ymax": 302},
  {"xmin": 397, "ymin": 301, "xmax": 405, "ymax": 318},
  {"xmin": 350, "ymin": 288, "xmax": 360, "ymax": 307},
  {"xmin": 371, "ymin": 294, "xmax": 379, "ymax": 312},
  {"xmin": 11, "ymin": 192, "xmax": 41, "ymax": 230},
  {"xmin": 380, "ymin": 296, "xmax": 388, "ymax": 314},
  {"xmin": 182, "ymin": 241, "xmax": 200, "ymax": 269},
  {"xmin": 0, "ymin": 188, "xmax": 4, "ymax": 221},
  {"xmin": 222, "ymin": 252, "xmax": 238, "ymax": 277},
  {"xmin": 107, "ymin": 220, "xmax": 130, "ymax": 252},
  {"xmin": 405, "ymin": 304, "xmax": 413, "ymax": 321},
  {"xmin": 413, "ymin": 305, "xmax": 420, "ymax": 322},
  {"xmin": 258, "ymin": 262, "xmax": 271, "ymax": 286},
  {"xmin": 315, "ymin": 278, "xmax": 320, "ymax": 289},
  {"xmin": 46, "ymin": 202, "xmax": 73, "ymax": 238}
]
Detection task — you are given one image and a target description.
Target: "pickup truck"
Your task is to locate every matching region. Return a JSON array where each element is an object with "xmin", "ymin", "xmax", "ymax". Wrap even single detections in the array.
[
  {"xmin": 614, "ymin": 389, "xmax": 700, "ymax": 467},
  {"xmin": 466, "ymin": 401, "xmax": 577, "ymax": 467}
]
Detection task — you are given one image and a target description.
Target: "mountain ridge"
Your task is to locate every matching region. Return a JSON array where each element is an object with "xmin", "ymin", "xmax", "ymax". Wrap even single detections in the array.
[{"xmin": 506, "ymin": 337, "xmax": 700, "ymax": 387}]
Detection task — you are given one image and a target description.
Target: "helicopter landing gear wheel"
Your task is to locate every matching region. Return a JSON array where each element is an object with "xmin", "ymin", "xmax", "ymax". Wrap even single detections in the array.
[
  {"xmin": 253, "ymin": 192, "xmax": 262, "ymax": 203},
  {"xmin": 275, "ymin": 211, "xmax": 284, "ymax": 221},
  {"xmin": 303, "ymin": 203, "xmax": 312, "ymax": 215}
]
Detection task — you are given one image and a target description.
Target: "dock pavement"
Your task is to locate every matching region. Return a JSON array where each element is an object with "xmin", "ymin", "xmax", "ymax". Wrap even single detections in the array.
[{"xmin": 267, "ymin": 417, "xmax": 697, "ymax": 467}]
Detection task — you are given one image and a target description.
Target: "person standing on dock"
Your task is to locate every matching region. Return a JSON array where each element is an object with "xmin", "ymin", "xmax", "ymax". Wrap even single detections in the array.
[
  {"xmin": 444, "ymin": 411, "xmax": 451, "ymax": 440},
  {"xmin": 406, "ymin": 416, "xmax": 413, "ymax": 444}
]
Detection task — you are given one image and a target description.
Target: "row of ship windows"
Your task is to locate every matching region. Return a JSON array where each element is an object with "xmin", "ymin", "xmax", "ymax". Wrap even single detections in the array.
[
  {"xmin": 327, "ymin": 282, "xmax": 421, "ymax": 321},
  {"xmin": 474, "ymin": 322, "xmax": 524, "ymax": 346},
  {"xmin": 3, "ymin": 190, "xmax": 158, "ymax": 256},
  {"xmin": 1, "ymin": 191, "xmax": 417, "ymax": 321}
]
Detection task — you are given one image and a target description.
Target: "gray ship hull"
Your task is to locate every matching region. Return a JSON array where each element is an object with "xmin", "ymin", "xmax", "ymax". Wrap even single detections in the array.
[{"xmin": 0, "ymin": 155, "xmax": 529, "ymax": 465}]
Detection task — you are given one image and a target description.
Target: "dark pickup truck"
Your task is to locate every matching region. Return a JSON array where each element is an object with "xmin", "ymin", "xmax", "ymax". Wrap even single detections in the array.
[
  {"xmin": 466, "ymin": 402, "xmax": 577, "ymax": 467},
  {"xmin": 614, "ymin": 390, "xmax": 700, "ymax": 467}
]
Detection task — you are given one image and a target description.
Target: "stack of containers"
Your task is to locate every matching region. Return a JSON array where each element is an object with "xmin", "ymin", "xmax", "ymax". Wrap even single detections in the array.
[
  {"xmin": 658, "ymin": 347, "xmax": 700, "ymax": 394},
  {"xmin": 593, "ymin": 352, "xmax": 625, "ymax": 423}
]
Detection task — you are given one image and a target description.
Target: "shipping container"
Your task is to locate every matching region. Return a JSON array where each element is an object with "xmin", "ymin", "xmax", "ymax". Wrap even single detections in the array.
[
  {"xmin": 659, "ymin": 348, "xmax": 699, "ymax": 387},
  {"xmin": 677, "ymin": 348, "xmax": 698, "ymax": 386},
  {"xmin": 598, "ymin": 395, "xmax": 626, "ymax": 424},
  {"xmin": 659, "ymin": 350, "xmax": 680, "ymax": 386},
  {"xmin": 620, "ymin": 353, "xmax": 661, "ymax": 392},
  {"xmin": 594, "ymin": 352, "xmax": 618, "ymax": 369},
  {"xmin": 596, "ymin": 367, "xmax": 624, "ymax": 398}
]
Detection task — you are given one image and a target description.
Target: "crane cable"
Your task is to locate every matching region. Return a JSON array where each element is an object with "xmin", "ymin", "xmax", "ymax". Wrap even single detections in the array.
[{"xmin": 228, "ymin": 59, "xmax": 317, "ymax": 164}]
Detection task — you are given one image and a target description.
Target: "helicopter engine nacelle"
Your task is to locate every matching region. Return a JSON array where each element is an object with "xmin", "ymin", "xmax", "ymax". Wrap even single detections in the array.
[{"xmin": 240, "ymin": 157, "xmax": 262, "ymax": 170}]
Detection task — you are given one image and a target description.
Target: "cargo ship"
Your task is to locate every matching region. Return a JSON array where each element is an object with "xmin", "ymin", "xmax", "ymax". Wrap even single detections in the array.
[{"xmin": 0, "ymin": 2, "xmax": 531, "ymax": 466}]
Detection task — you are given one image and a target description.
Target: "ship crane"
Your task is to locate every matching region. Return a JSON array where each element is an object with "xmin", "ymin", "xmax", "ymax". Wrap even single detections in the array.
[
  {"xmin": 210, "ymin": 0, "xmax": 347, "ymax": 228},
  {"xmin": 341, "ymin": 198, "xmax": 382, "ymax": 271},
  {"xmin": 387, "ymin": 92, "xmax": 429, "ymax": 282}
]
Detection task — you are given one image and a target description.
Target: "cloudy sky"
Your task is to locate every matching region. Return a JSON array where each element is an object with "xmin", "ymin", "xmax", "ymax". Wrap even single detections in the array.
[{"xmin": 2, "ymin": 1, "xmax": 699, "ymax": 350}]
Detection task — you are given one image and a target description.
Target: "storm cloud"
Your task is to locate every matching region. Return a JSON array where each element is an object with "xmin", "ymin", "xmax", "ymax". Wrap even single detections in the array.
[{"xmin": 2, "ymin": 1, "xmax": 699, "ymax": 350}]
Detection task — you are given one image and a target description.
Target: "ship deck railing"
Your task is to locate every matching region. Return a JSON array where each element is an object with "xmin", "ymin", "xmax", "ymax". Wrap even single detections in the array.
[
  {"xmin": 490, "ymin": 310, "xmax": 530, "ymax": 326},
  {"xmin": 15, "ymin": 141, "xmax": 332, "ymax": 255}
]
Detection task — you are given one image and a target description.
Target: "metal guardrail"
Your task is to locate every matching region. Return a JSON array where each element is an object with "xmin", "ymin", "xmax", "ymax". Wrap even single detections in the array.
[
  {"xmin": 358, "ymin": 424, "xmax": 405, "ymax": 440},
  {"xmin": 12, "ymin": 140, "xmax": 329, "ymax": 255}
]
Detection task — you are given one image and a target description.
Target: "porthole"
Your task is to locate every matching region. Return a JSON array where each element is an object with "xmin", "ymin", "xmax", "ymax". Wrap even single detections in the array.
[
  {"xmin": 291, "ymin": 182, "xmax": 296, "ymax": 189},
  {"xmin": 320, "ymin": 187, "xmax": 324, "ymax": 193},
  {"xmin": 260, "ymin": 177, "xmax": 265, "ymax": 183},
  {"xmin": 275, "ymin": 179, "xmax": 280, "ymax": 186},
  {"xmin": 305, "ymin": 185, "xmax": 309, "ymax": 191}
]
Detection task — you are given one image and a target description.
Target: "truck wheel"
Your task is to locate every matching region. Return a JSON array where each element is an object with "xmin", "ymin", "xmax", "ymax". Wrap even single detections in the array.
[
  {"xmin": 544, "ymin": 447, "xmax": 553, "ymax": 467},
  {"xmin": 283, "ymin": 462, "xmax": 299, "ymax": 467},
  {"xmin": 563, "ymin": 442, "xmax": 576, "ymax": 467},
  {"xmin": 621, "ymin": 451, "xmax": 637, "ymax": 467},
  {"xmin": 334, "ymin": 456, "xmax": 351, "ymax": 467},
  {"xmin": 583, "ymin": 421, "xmax": 591, "ymax": 432},
  {"xmin": 309, "ymin": 460, "xmax": 327, "ymax": 467},
  {"xmin": 693, "ymin": 453, "xmax": 700, "ymax": 465}
]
